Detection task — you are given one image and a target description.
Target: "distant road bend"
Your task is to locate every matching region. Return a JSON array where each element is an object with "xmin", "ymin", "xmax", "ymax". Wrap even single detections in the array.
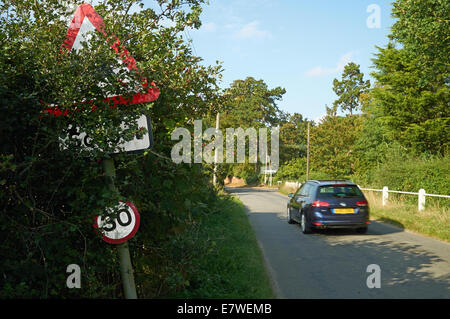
[{"xmin": 227, "ymin": 187, "xmax": 450, "ymax": 299}]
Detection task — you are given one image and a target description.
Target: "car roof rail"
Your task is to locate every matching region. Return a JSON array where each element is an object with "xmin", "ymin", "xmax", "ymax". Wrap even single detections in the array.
[{"xmin": 308, "ymin": 179, "xmax": 354, "ymax": 184}]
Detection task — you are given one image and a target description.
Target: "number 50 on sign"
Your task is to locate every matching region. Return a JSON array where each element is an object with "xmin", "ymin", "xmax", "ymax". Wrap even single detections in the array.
[{"xmin": 94, "ymin": 201, "xmax": 140, "ymax": 244}]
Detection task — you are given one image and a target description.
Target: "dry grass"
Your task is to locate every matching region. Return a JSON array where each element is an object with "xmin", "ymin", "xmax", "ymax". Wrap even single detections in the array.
[
  {"xmin": 278, "ymin": 184, "xmax": 299, "ymax": 196},
  {"xmin": 362, "ymin": 190, "xmax": 450, "ymax": 242}
]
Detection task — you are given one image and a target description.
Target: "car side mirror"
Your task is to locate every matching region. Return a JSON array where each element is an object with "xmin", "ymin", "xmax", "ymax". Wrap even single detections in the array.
[{"xmin": 288, "ymin": 193, "xmax": 294, "ymax": 198}]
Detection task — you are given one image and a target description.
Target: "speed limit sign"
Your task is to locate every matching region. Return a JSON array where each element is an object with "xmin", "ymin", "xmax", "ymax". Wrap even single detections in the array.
[{"xmin": 94, "ymin": 201, "xmax": 140, "ymax": 244}]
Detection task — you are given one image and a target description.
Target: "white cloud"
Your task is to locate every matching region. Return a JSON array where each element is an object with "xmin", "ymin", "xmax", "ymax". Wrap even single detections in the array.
[
  {"xmin": 234, "ymin": 21, "xmax": 271, "ymax": 39},
  {"xmin": 306, "ymin": 52, "xmax": 356, "ymax": 77}
]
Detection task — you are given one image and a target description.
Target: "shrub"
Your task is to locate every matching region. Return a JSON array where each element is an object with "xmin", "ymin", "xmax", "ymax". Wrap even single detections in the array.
[
  {"xmin": 357, "ymin": 155, "xmax": 450, "ymax": 195},
  {"xmin": 274, "ymin": 158, "xmax": 333, "ymax": 182}
]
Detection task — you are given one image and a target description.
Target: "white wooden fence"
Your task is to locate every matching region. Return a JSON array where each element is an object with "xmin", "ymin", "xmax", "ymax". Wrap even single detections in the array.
[
  {"xmin": 280, "ymin": 181, "xmax": 450, "ymax": 211},
  {"xmin": 358, "ymin": 186, "xmax": 450, "ymax": 211},
  {"xmin": 284, "ymin": 181, "xmax": 301, "ymax": 189}
]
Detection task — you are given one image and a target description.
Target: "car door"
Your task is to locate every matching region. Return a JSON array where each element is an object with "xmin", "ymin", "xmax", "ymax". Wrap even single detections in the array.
[
  {"xmin": 301, "ymin": 184, "xmax": 316, "ymax": 218},
  {"xmin": 292, "ymin": 183, "xmax": 310, "ymax": 220},
  {"xmin": 289, "ymin": 187, "xmax": 301, "ymax": 218}
]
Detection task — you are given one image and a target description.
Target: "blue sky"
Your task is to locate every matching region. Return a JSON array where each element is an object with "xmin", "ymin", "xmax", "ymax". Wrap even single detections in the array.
[{"xmin": 146, "ymin": 0, "xmax": 396, "ymax": 122}]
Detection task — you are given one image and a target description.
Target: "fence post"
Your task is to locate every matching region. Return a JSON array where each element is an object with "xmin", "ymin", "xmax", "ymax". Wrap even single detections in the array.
[
  {"xmin": 382, "ymin": 186, "xmax": 388, "ymax": 207},
  {"xmin": 418, "ymin": 189, "xmax": 426, "ymax": 211}
]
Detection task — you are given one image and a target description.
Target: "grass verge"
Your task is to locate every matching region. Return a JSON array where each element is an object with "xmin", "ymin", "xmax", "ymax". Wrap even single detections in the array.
[
  {"xmin": 170, "ymin": 193, "xmax": 275, "ymax": 298},
  {"xmin": 363, "ymin": 191, "xmax": 450, "ymax": 242},
  {"xmin": 277, "ymin": 184, "xmax": 298, "ymax": 196}
]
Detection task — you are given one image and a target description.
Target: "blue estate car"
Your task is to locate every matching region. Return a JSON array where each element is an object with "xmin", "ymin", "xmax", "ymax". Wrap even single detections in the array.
[{"xmin": 287, "ymin": 180, "xmax": 370, "ymax": 234}]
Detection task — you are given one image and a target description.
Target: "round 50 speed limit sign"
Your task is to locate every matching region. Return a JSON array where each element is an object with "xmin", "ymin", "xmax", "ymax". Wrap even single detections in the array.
[{"xmin": 94, "ymin": 201, "xmax": 140, "ymax": 244}]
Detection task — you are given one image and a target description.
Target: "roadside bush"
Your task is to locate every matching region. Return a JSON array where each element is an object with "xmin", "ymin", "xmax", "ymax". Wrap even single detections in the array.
[
  {"xmin": 353, "ymin": 149, "xmax": 450, "ymax": 195},
  {"xmin": 244, "ymin": 174, "xmax": 261, "ymax": 185},
  {"xmin": 274, "ymin": 158, "xmax": 331, "ymax": 182},
  {"xmin": 274, "ymin": 158, "xmax": 306, "ymax": 181}
]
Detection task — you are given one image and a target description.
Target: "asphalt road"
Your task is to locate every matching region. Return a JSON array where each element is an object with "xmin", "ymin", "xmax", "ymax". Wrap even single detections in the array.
[{"xmin": 227, "ymin": 187, "xmax": 450, "ymax": 299}]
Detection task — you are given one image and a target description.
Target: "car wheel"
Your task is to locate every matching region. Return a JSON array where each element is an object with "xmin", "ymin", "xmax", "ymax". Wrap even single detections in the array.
[
  {"xmin": 301, "ymin": 212, "xmax": 312, "ymax": 234},
  {"xmin": 287, "ymin": 206, "xmax": 295, "ymax": 224},
  {"xmin": 356, "ymin": 227, "xmax": 368, "ymax": 234}
]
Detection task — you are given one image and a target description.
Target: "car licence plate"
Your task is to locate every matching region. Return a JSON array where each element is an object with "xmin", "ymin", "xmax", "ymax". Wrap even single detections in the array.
[{"xmin": 333, "ymin": 208, "xmax": 355, "ymax": 214}]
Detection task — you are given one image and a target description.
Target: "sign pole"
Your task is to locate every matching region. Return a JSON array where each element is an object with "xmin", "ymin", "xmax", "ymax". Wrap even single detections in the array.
[
  {"xmin": 117, "ymin": 242, "xmax": 137, "ymax": 299},
  {"xmin": 102, "ymin": 158, "xmax": 138, "ymax": 299}
]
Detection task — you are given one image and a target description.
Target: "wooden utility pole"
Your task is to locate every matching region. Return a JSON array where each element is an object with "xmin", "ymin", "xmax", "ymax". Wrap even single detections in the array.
[
  {"xmin": 269, "ymin": 157, "xmax": 272, "ymax": 187},
  {"xmin": 213, "ymin": 112, "xmax": 220, "ymax": 186},
  {"xmin": 264, "ymin": 146, "xmax": 268, "ymax": 185},
  {"xmin": 306, "ymin": 122, "xmax": 310, "ymax": 181}
]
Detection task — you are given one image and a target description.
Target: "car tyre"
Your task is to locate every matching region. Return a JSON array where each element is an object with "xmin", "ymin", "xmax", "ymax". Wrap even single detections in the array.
[
  {"xmin": 287, "ymin": 206, "xmax": 295, "ymax": 224},
  {"xmin": 300, "ymin": 212, "xmax": 312, "ymax": 234}
]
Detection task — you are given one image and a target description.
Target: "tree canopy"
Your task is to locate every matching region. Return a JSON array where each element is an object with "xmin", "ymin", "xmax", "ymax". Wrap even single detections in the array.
[
  {"xmin": 221, "ymin": 77, "xmax": 286, "ymax": 129},
  {"xmin": 332, "ymin": 62, "xmax": 370, "ymax": 116}
]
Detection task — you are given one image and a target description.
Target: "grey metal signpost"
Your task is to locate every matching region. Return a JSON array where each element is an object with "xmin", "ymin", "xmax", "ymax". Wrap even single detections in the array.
[{"xmin": 102, "ymin": 158, "xmax": 137, "ymax": 299}]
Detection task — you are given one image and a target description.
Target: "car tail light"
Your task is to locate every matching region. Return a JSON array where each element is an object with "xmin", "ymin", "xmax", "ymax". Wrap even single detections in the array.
[
  {"xmin": 312, "ymin": 200, "xmax": 330, "ymax": 207},
  {"xmin": 356, "ymin": 200, "xmax": 368, "ymax": 206}
]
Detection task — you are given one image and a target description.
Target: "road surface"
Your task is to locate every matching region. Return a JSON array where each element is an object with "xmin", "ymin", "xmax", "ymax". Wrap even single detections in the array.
[{"xmin": 227, "ymin": 187, "xmax": 450, "ymax": 299}]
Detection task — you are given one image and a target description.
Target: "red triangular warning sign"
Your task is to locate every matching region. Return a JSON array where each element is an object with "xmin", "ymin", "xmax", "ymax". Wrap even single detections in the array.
[{"xmin": 44, "ymin": 3, "xmax": 159, "ymax": 116}]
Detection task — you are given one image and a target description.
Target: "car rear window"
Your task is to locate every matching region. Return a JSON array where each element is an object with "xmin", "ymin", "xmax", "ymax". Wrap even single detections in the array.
[{"xmin": 318, "ymin": 185, "xmax": 364, "ymax": 198}]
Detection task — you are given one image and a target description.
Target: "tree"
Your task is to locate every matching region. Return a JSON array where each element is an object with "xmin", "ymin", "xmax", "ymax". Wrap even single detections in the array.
[
  {"xmin": 279, "ymin": 113, "xmax": 312, "ymax": 164},
  {"xmin": 370, "ymin": 4, "xmax": 449, "ymax": 156},
  {"xmin": 352, "ymin": 0, "xmax": 449, "ymax": 183},
  {"xmin": 221, "ymin": 77, "xmax": 286, "ymax": 128},
  {"xmin": 220, "ymin": 77, "xmax": 286, "ymax": 177},
  {"xmin": 310, "ymin": 108, "xmax": 363, "ymax": 178},
  {"xmin": 390, "ymin": 0, "xmax": 449, "ymax": 86},
  {"xmin": 332, "ymin": 62, "xmax": 370, "ymax": 115}
]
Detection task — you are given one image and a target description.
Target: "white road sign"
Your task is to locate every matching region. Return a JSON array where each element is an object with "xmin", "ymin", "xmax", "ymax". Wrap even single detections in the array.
[
  {"xmin": 60, "ymin": 114, "xmax": 152, "ymax": 153},
  {"xmin": 94, "ymin": 201, "xmax": 140, "ymax": 244}
]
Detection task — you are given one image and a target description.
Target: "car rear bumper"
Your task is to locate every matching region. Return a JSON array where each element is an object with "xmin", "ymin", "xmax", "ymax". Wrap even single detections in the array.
[{"xmin": 311, "ymin": 218, "xmax": 369, "ymax": 229}]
